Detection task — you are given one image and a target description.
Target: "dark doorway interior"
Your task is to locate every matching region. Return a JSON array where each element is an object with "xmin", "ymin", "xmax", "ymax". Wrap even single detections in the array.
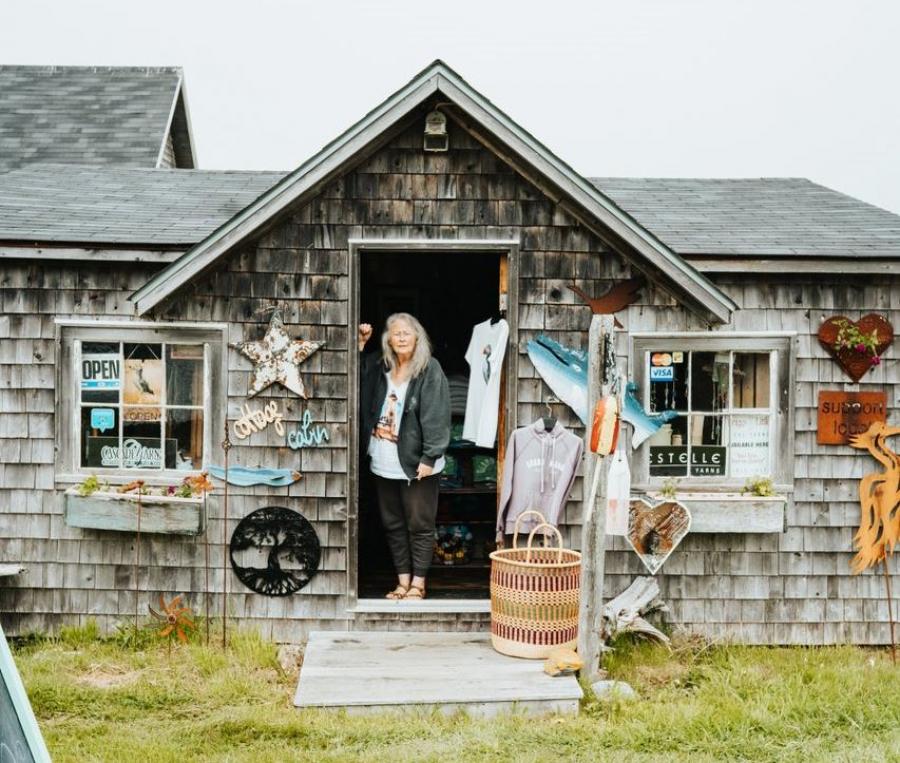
[{"xmin": 358, "ymin": 250, "xmax": 501, "ymax": 599}]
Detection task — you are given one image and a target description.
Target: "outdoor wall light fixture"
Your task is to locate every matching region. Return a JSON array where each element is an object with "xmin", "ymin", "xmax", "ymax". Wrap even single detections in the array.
[{"xmin": 424, "ymin": 110, "xmax": 449, "ymax": 152}]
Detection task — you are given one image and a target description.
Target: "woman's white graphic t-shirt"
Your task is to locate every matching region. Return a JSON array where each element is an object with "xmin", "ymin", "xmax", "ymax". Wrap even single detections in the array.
[
  {"xmin": 462, "ymin": 318, "xmax": 509, "ymax": 447},
  {"xmin": 369, "ymin": 373, "xmax": 444, "ymax": 480}
]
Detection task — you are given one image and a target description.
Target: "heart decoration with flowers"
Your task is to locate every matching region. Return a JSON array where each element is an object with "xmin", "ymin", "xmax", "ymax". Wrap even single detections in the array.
[{"xmin": 817, "ymin": 314, "xmax": 893, "ymax": 383}]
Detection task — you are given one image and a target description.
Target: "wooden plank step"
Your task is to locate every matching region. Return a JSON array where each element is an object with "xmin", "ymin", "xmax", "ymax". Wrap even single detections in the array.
[{"xmin": 294, "ymin": 631, "xmax": 582, "ymax": 717}]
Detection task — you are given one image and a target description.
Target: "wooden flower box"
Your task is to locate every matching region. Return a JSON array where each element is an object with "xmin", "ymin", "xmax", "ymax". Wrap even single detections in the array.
[
  {"xmin": 644, "ymin": 492, "xmax": 787, "ymax": 534},
  {"xmin": 64, "ymin": 487, "xmax": 206, "ymax": 535}
]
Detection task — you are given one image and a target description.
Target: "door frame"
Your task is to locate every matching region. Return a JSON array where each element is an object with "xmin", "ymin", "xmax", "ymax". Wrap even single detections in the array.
[{"xmin": 346, "ymin": 238, "xmax": 520, "ymax": 611}]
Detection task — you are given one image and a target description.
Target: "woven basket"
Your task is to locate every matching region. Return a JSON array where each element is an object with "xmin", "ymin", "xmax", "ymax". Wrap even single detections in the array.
[{"xmin": 489, "ymin": 510, "xmax": 582, "ymax": 659}]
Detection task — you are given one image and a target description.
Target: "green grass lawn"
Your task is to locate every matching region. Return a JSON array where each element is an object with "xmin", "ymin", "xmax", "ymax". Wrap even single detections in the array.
[{"xmin": 11, "ymin": 623, "xmax": 900, "ymax": 763}]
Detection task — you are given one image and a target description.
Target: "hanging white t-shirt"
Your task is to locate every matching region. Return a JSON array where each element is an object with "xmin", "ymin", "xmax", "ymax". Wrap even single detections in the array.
[
  {"xmin": 369, "ymin": 373, "xmax": 444, "ymax": 480},
  {"xmin": 462, "ymin": 318, "xmax": 510, "ymax": 448}
]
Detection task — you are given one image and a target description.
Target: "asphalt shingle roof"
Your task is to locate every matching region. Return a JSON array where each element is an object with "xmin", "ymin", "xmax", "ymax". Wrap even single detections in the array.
[
  {"xmin": 0, "ymin": 164, "xmax": 287, "ymax": 246},
  {"xmin": 590, "ymin": 177, "xmax": 900, "ymax": 259},
  {"xmin": 0, "ymin": 66, "xmax": 183, "ymax": 172},
  {"xmin": 1, "ymin": 164, "xmax": 897, "ymax": 261}
]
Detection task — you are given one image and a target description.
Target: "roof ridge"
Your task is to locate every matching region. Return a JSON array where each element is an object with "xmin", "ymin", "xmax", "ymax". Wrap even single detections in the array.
[
  {"xmin": 0, "ymin": 65, "xmax": 183, "ymax": 74},
  {"xmin": 0, "ymin": 164, "xmax": 288, "ymax": 176}
]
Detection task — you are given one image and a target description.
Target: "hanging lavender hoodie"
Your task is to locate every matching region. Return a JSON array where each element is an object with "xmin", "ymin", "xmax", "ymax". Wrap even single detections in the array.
[{"xmin": 496, "ymin": 420, "xmax": 584, "ymax": 539}]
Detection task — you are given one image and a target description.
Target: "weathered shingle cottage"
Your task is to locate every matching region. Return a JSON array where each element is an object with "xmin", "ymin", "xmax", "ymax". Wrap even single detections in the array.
[{"xmin": 0, "ymin": 62, "xmax": 897, "ymax": 644}]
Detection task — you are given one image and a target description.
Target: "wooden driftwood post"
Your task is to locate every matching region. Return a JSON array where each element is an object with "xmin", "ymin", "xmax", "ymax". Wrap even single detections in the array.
[{"xmin": 578, "ymin": 314, "xmax": 614, "ymax": 680}]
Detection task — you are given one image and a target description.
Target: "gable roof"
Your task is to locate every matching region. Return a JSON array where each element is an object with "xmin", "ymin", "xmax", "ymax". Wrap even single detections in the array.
[
  {"xmin": 0, "ymin": 65, "xmax": 195, "ymax": 172},
  {"xmin": 131, "ymin": 60, "xmax": 736, "ymax": 322},
  {"xmin": 0, "ymin": 164, "xmax": 285, "ymax": 248},
  {"xmin": 590, "ymin": 177, "xmax": 900, "ymax": 260}
]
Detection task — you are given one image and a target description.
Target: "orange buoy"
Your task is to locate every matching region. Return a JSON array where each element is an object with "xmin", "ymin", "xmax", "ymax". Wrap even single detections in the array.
[{"xmin": 590, "ymin": 395, "xmax": 619, "ymax": 455}]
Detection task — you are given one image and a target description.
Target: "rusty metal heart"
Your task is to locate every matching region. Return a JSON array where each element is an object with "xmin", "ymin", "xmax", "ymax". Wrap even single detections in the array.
[
  {"xmin": 626, "ymin": 498, "xmax": 692, "ymax": 575},
  {"xmin": 817, "ymin": 314, "xmax": 893, "ymax": 383}
]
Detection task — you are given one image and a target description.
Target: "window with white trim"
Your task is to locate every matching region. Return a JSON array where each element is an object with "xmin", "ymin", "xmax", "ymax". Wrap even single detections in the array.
[
  {"xmin": 631, "ymin": 334, "xmax": 794, "ymax": 490},
  {"xmin": 59, "ymin": 324, "xmax": 225, "ymax": 477}
]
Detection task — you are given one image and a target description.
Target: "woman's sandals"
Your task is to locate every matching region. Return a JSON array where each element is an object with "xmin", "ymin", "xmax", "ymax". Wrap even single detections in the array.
[
  {"xmin": 404, "ymin": 585, "xmax": 425, "ymax": 600},
  {"xmin": 385, "ymin": 584, "xmax": 409, "ymax": 600}
]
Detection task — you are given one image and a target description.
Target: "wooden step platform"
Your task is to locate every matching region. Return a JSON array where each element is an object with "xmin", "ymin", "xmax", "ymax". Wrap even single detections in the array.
[{"xmin": 294, "ymin": 631, "xmax": 583, "ymax": 717}]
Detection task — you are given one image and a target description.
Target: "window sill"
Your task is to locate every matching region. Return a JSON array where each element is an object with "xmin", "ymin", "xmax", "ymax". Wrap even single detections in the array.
[
  {"xmin": 643, "ymin": 491, "xmax": 787, "ymax": 534},
  {"xmin": 64, "ymin": 487, "xmax": 206, "ymax": 535}
]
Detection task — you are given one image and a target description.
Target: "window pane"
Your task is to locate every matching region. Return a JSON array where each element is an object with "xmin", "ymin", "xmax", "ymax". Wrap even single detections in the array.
[
  {"xmin": 167, "ymin": 409, "xmax": 204, "ymax": 470},
  {"xmin": 688, "ymin": 414, "xmax": 727, "ymax": 476},
  {"xmin": 81, "ymin": 342, "xmax": 121, "ymax": 403},
  {"xmin": 647, "ymin": 350, "xmax": 687, "ymax": 412},
  {"xmin": 122, "ymin": 419, "xmax": 163, "ymax": 469},
  {"xmin": 733, "ymin": 353, "xmax": 771, "ymax": 409},
  {"xmin": 729, "ymin": 414, "xmax": 771, "ymax": 478},
  {"xmin": 690, "ymin": 352, "xmax": 729, "ymax": 413},
  {"xmin": 81, "ymin": 406, "xmax": 120, "ymax": 468},
  {"xmin": 166, "ymin": 345, "xmax": 204, "ymax": 406},
  {"xmin": 648, "ymin": 415, "xmax": 688, "ymax": 477},
  {"xmin": 124, "ymin": 344, "xmax": 163, "ymax": 410}
]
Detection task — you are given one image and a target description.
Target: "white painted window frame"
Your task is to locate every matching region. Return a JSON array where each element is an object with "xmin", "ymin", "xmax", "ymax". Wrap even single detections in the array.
[
  {"xmin": 629, "ymin": 332, "xmax": 797, "ymax": 494},
  {"xmin": 55, "ymin": 320, "xmax": 227, "ymax": 484}
]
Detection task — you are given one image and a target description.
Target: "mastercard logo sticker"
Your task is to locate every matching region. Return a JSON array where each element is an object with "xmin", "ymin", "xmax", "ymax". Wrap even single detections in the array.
[{"xmin": 651, "ymin": 352, "xmax": 673, "ymax": 367}]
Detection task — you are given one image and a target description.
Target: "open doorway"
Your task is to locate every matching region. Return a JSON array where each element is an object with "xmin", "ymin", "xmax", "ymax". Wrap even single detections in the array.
[{"xmin": 357, "ymin": 249, "xmax": 503, "ymax": 599}]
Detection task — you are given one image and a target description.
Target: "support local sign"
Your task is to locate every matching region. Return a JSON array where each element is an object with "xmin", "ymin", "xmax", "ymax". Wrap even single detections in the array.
[{"xmin": 817, "ymin": 391, "xmax": 886, "ymax": 445}]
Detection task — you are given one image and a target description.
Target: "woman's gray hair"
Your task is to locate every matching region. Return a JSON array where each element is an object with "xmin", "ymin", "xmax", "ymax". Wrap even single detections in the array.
[{"xmin": 381, "ymin": 313, "xmax": 432, "ymax": 378}]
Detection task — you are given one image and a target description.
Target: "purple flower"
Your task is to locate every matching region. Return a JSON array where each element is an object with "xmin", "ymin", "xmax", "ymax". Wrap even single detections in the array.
[
  {"xmin": 855, "ymin": 343, "xmax": 866, "ymax": 353},
  {"xmin": 870, "ymin": 355, "xmax": 881, "ymax": 367}
]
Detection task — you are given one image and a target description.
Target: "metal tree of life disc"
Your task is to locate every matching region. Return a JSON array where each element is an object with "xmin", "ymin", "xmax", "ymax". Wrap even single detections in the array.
[{"xmin": 230, "ymin": 507, "xmax": 321, "ymax": 596}]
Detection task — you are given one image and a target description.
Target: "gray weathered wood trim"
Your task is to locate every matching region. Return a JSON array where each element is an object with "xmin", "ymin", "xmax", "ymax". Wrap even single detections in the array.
[
  {"xmin": 346, "ymin": 238, "xmax": 520, "ymax": 612},
  {"xmin": 630, "ymin": 333, "xmax": 795, "ymax": 493},
  {"xmin": 347, "ymin": 241, "xmax": 361, "ymax": 608},
  {"xmin": 155, "ymin": 73, "xmax": 185, "ymax": 169},
  {"xmin": 688, "ymin": 257, "xmax": 900, "ymax": 274},
  {"xmin": 577, "ymin": 314, "xmax": 611, "ymax": 680},
  {"xmin": 432, "ymin": 73, "xmax": 736, "ymax": 324},
  {"xmin": 0, "ymin": 246, "xmax": 184, "ymax": 263},
  {"xmin": 55, "ymin": 322, "xmax": 226, "ymax": 477},
  {"xmin": 131, "ymin": 74, "xmax": 442, "ymax": 314},
  {"xmin": 131, "ymin": 62, "xmax": 734, "ymax": 324}
]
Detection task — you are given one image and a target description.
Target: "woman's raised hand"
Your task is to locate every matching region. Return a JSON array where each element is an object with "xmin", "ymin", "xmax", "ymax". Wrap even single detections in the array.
[{"xmin": 358, "ymin": 323, "xmax": 373, "ymax": 351}]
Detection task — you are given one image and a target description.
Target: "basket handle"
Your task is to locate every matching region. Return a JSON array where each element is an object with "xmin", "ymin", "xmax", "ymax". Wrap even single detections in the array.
[
  {"xmin": 511, "ymin": 510, "xmax": 547, "ymax": 549},
  {"xmin": 525, "ymin": 523, "xmax": 564, "ymax": 564}
]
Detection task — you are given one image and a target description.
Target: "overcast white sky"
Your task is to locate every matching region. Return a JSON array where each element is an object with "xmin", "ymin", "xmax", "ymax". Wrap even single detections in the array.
[{"xmin": 4, "ymin": 1, "xmax": 900, "ymax": 212}]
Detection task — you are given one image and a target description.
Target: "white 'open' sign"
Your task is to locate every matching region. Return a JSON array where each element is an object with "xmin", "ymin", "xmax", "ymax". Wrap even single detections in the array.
[{"xmin": 81, "ymin": 354, "xmax": 121, "ymax": 390}]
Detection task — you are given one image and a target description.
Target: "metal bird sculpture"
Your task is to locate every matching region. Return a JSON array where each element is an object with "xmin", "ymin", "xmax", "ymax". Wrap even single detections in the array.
[
  {"xmin": 568, "ymin": 277, "xmax": 645, "ymax": 328},
  {"xmin": 848, "ymin": 421, "xmax": 900, "ymax": 573}
]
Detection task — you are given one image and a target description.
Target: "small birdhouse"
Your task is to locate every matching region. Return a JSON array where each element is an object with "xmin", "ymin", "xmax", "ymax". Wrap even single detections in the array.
[{"xmin": 423, "ymin": 110, "xmax": 448, "ymax": 152}]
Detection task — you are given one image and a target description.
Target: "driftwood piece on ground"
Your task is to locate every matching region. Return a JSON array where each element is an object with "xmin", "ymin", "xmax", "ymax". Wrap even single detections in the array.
[{"xmin": 601, "ymin": 576, "xmax": 670, "ymax": 646}]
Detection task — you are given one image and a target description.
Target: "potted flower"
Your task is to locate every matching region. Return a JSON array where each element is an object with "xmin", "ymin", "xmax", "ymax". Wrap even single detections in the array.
[{"xmin": 817, "ymin": 314, "xmax": 893, "ymax": 382}]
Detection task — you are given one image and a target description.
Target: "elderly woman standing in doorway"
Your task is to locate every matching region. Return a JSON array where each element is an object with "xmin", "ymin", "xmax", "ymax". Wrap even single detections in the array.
[{"xmin": 359, "ymin": 313, "xmax": 450, "ymax": 600}]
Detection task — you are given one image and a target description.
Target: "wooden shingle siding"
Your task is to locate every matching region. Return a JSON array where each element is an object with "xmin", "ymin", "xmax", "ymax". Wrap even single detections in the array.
[{"xmin": 1, "ymin": 118, "xmax": 898, "ymax": 645}]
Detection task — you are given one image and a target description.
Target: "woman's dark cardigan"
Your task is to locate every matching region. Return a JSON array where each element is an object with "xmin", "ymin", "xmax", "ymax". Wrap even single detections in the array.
[{"xmin": 360, "ymin": 352, "xmax": 451, "ymax": 481}]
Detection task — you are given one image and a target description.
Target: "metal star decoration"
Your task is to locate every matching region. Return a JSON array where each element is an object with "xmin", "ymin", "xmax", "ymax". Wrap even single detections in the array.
[{"xmin": 232, "ymin": 312, "xmax": 325, "ymax": 399}]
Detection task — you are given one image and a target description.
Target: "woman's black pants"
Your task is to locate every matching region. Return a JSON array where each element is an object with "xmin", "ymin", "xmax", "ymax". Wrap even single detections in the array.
[{"xmin": 373, "ymin": 474, "xmax": 439, "ymax": 578}]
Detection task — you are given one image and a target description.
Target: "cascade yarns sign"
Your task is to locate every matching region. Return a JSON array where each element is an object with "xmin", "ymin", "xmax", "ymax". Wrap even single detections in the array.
[
  {"xmin": 230, "ymin": 507, "xmax": 321, "ymax": 596},
  {"xmin": 626, "ymin": 498, "xmax": 692, "ymax": 575},
  {"xmin": 232, "ymin": 312, "xmax": 324, "ymax": 398},
  {"xmin": 817, "ymin": 391, "xmax": 887, "ymax": 445}
]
